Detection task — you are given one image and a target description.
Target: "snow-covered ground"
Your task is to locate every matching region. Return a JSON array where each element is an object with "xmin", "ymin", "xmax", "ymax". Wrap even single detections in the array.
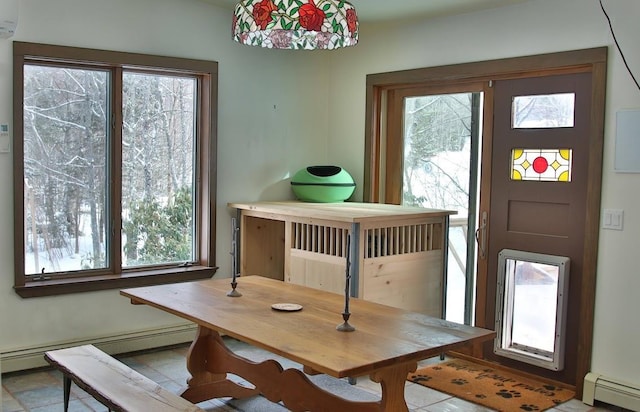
[{"xmin": 25, "ymin": 212, "xmax": 101, "ymax": 275}]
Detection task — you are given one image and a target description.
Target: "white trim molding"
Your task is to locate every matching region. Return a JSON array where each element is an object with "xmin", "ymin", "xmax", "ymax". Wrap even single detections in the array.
[{"xmin": 0, "ymin": 323, "xmax": 197, "ymax": 373}]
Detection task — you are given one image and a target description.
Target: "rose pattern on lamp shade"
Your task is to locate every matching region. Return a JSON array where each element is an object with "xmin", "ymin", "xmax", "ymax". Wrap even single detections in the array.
[{"xmin": 233, "ymin": 0, "xmax": 358, "ymax": 50}]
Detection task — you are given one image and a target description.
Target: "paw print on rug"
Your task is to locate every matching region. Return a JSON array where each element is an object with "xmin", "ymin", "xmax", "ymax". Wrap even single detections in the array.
[
  {"xmin": 451, "ymin": 378, "xmax": 468, "ymax": 386},
  {"xmin": 475, "ymin": 394, "xmax": 487, "ymax": 400},
  {"xmin": 496, "ymin": 389, "xmax": 522, "ymax": 399},
  {"xmin": 432, "ymin": 366, "xmax": 443, "ymax": 371},
  {"xmin": 410, "ymin": 375, "xmax": 432, "ymax": 383},
  {"xmin": 520, "ymin": 404, "xmax": 540, "ymax": 411}
]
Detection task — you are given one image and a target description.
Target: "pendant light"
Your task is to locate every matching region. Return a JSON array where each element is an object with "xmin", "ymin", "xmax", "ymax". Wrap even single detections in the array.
[{"xmin": 232, "ymin": 0, "xmax": 358, "ymax": 50}]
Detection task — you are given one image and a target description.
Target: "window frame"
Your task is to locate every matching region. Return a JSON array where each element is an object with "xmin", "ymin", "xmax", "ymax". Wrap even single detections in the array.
[{"xmin": 13, "ymin": 42, "xmax": 218, "ymax": 298}]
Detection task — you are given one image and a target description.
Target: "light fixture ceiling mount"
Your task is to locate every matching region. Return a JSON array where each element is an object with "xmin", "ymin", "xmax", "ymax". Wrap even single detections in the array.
[{"xmin": 232, "ymin": 0, "xmax": 358, "ymax": 50}]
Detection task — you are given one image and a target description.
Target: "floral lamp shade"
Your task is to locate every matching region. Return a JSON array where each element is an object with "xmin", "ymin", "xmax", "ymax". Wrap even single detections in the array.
[{"xmin": 233, "ymin": 0, "xmax": 358, "ymax": 50}]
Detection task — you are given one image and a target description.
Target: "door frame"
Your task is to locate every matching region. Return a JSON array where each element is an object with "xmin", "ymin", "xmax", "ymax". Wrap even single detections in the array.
[{"xmin": 364, "ymin": 47, "xmax": 607, "ymax": 396}]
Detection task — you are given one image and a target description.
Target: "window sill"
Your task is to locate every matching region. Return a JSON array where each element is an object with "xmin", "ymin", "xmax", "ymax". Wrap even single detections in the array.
[{"xmin": 14, "ymin": 266, "xmax": 218, "ymax": 298}]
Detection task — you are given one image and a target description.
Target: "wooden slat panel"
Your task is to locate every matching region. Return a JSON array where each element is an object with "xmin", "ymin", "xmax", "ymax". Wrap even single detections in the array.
[
  {"xmin": 288, "ymin": 252, "xmax": 346, "ymax": 295},
  {"xmin": 362, "ymin": 251, "xmax": 443, "ymax": 316}
]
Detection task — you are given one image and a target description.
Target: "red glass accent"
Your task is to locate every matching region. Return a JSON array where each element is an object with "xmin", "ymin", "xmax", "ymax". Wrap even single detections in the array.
[{"xmin": 533, "ymin": 157, "xmax": 549, "ymax": 174}]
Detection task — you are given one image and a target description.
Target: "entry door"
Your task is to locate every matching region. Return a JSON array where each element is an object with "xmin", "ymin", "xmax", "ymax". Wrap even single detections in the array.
[{"xmin": 480, "ymin": 72, "xmax": 593, "ymax": 385}]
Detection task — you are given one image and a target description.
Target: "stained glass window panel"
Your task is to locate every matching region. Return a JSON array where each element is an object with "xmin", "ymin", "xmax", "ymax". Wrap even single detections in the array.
[
  {"xmin": 511, "ymin": 149, "xmax": 572, "ymax": 182},
  {"xmin": 512, "ymin": 93, "xmax": 575, "ymax": 128}
]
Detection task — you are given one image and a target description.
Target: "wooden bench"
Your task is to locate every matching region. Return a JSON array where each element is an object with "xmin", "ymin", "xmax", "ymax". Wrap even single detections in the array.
[{"xmin": 44, "ymin": 344, "xmax": 204, "ymax": 412}]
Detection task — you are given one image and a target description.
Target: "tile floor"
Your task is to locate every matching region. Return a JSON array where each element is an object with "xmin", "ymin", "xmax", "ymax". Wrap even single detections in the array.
[{"xmin": 1, "ymin": 337, "xmax": 630, "ymax": 412}]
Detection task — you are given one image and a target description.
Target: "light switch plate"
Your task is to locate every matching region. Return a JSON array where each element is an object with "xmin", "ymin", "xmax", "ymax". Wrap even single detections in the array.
[
  {"xmin": 602, "ymin": 209, "xmax": 624, "ymax": 230},
  {"xmin": 0, "ymin": 124, "xmax": 9, "ymax": 153}
]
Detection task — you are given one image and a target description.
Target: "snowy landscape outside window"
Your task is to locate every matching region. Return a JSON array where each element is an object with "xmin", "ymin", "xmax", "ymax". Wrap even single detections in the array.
[
  {"xmin": 402, "ymin": 92, "xmax": 480, "ymax": 324},
  {"xmin": 13, "ymin": 42, "xmax": 218, "ymax": 297},
  {"xmin": 23, "ymin": 65, "xmax": 110, "ymax": 274}
]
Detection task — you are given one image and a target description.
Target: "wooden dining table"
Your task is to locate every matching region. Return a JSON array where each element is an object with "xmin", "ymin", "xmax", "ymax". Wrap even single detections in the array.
[{"xmin": 120, "ymin": 276, "xmax": 495, "ymax": 411}]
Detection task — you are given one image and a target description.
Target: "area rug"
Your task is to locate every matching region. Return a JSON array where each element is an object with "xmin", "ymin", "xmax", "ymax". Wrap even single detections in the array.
[{"xmin": 408, "ymin": 358, "xmax": 575, "ymax": 411}]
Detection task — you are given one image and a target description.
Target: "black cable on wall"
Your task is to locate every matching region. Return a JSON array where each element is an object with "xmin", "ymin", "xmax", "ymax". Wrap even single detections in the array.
[{"xmin": 600, "ymin": 0, "xmax": 640, "ymax": 92}]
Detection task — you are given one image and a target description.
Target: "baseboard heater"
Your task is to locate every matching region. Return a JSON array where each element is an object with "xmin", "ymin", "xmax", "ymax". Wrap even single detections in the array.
[
  {"xmin": 583, "ymin": 372, "xmax": 640, "ymax": 412},
  {"xmin": 0, "ymin": 323, "xmax": 197, "ymax": 373}
]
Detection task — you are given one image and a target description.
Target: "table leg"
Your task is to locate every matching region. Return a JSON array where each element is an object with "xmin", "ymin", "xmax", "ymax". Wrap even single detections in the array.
[
  {"xmin": 370, "ymin": 362, "xmax": 418, "ymax": 412},
  {"xmin": 180, "ymin": 326, "xmax": 259, "ymax": 403},
  {"xmin": 181, "ymin": 325, "xmax": 415, "ymax": 412}
]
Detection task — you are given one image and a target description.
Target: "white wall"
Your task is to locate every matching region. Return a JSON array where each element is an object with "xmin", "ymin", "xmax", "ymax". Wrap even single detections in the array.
[
  {"xmin": 328, "ymin": 0, "xmax": 640, "ymax": 386},
  {"xmin": 0, "ymin": 0, "xmax": 331, "ymax": 356}
]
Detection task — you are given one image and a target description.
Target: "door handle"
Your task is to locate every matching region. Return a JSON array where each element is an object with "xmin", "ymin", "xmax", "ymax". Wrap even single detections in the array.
[{"xmin": 475, "ymin": 211, "xmax": 487, "ymax": 260}]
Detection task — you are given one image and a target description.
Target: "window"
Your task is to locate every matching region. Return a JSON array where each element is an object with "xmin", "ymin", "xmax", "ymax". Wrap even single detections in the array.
[
  {"xmin": 13, "ymin": 42, "xmax": 218, "ymax": 297},
  {"xmin": 512, "ymin": 93, "xmax": 575, "ymax": 128},
  {"xmin": 364, "ymin": 82, "xmax": 485, "ymax": 326},
  {"xmin": 401, "ymin": 92, "xmax": 482, "ymax": 324}
]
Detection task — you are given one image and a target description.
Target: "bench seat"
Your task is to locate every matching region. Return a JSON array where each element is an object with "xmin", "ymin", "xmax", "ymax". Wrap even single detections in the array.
[{"xmin": 45, "ymin": 344, "xmax": 203, "ymax": 412}]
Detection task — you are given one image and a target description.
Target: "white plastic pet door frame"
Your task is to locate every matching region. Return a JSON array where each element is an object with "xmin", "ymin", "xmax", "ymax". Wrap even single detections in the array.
[{"xmin": 494, "ymin": 249, "xmax": 570, "ymax": 371}]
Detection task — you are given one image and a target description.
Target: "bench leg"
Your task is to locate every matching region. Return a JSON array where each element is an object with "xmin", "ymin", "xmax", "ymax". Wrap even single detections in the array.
[{"xmin": 63, "ymin": 375, "xmax": 71, "ymax": 412}]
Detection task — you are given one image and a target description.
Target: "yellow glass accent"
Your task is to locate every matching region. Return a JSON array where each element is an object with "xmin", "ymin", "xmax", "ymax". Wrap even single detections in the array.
[
  {"xmin": 512, "ymin": 170, "xmax": 523, "ymax": 180},
  {"xmin": 559, "ymin": 149, "xmax": 571, "ymax": 160},
  {"xmin": 558, "ymin": 171, "xmax": 570, "ymax": 182},
  {"xmin": 522, "ymin": 160, "xmax": 531, "ymax": 170},
  {"xmin": 513, "ymin": 149, "xmax": 524, "ymax": 159},
  {"xmin": 551, "ymin": 160, "xmax": 562, "ymax": 170}
]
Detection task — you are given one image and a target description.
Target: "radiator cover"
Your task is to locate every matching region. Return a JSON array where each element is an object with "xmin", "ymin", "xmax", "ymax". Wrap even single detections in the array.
[{"xmin": 583, "ymin": 372, "xmax": 640, "ymax": 411}]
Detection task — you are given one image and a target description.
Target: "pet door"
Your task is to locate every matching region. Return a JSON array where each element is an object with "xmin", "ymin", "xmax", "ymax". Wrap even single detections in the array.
[{"xmin": 494, "ymin": 249, "xmax": 569, "ymax": 371}]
